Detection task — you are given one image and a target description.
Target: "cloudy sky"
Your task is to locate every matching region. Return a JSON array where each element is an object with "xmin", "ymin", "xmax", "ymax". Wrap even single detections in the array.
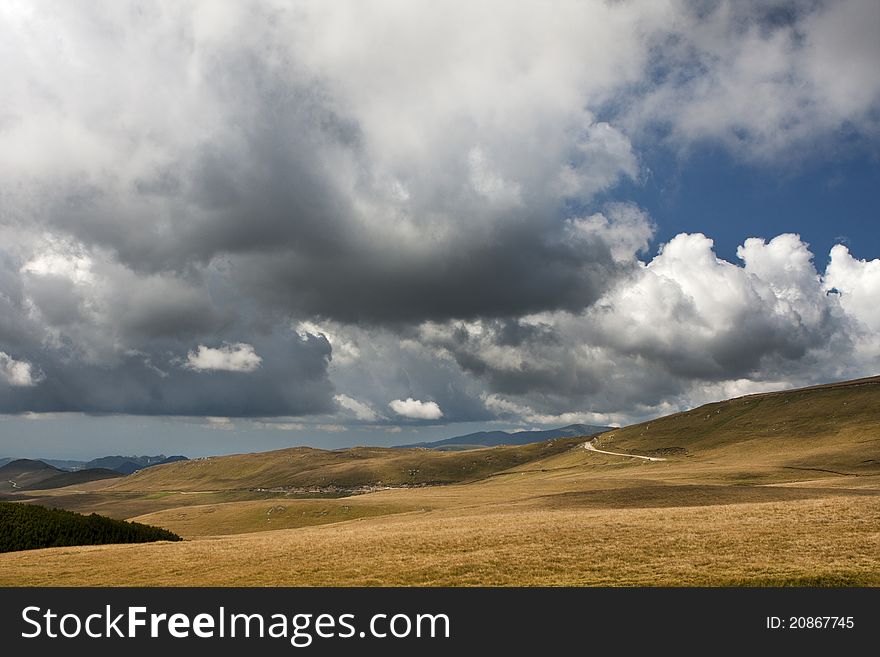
[{"xmin": 1, "ymin": 0, "xmax": 879, "ymax": 458}]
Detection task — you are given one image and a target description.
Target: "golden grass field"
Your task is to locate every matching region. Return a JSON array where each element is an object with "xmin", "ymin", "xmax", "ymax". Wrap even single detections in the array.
[{"xmin": 1, "ymin": 377, "xmax": 878, "ymax": 586}]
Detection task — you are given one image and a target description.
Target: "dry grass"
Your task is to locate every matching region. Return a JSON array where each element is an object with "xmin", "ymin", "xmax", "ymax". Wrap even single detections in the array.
[
  {"xmin": 0, "ymin": 495, "xmax": 876, "ymax": 586},
  {"xmin": 5, "ymin": 490, "xmax": 286, "ymax": 520},
  {"xmin": 1, "ymin": 376, "xmax": 878, "ymax": 586},
  {"xmin": 598, "ymin": 376, "xmax": 880, "ymax": 475},
  {"xmin": 130, "ymin": 498, "xmax": 420, "ymax": 538},
  {"xmin": 102, "ymin": 438, "xmax": 584, "ymax": 493}
]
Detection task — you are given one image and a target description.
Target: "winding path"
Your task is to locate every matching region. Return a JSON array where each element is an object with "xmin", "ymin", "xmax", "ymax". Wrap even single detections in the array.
[{"xmin": 582, "ymin": 439, "xmax": 666, "ymax": 462}]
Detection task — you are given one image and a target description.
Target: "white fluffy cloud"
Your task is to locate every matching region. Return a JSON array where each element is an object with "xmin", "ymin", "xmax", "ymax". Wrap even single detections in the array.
[
  {"xmin": 389, "ymin": 397, "xmax": 444, "ymax": 420},
  {"xmin": 401, "ymin": 232, "xmax": 880, "ymax": 425},
  {"xmin": 185, "ymin": 343, "xmax": 262, "ymax": 373},
  {"xmin": 625, "ymin": 0, "xmax": 880, "ymax": 160},
  {"xmin": 20, "ymin": 237, "xmax": 95, "ymax": 285},
  {"xmin": 592, "ymin": 232, "xmax": 832, "ymax": 371},
  {"xmin": 825, "ymin": 245, "xmax": 880, "ymax": 332},
  {"xmin": 0, "ymin": 352, "xmax": 40, "ymax": 387},
  {"xmin": 483, "ymin": 394, "xmax": 614, "ymax": 427},
  {"xmin": 297, "ymin": 322, "xmax": 361, "ymax": 366},
  {"xmin": 334, "ymin": 394, "xmax": 378, "ymax": 421},
  {"xmin": 566, "ymin": 203, "xmax": 655, "ymax": 263}
]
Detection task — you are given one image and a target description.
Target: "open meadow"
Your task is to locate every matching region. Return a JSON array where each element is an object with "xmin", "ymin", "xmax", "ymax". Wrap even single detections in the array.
[{"xmin": 1, "ymin": 377, "xmax": 878, "ymax": 586}]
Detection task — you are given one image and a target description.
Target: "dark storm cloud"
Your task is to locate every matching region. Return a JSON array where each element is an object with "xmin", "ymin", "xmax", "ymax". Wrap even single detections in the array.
[
  {"xmin": 0, "ymin": 235, "xmax": 336, "ymax": 417},
  {"xmin": 0, "ymin": 254, "xmax": 32, "ymax": 348},
  {"xmin": 238, "ymin": 223, "xmax": 628, "ymax": 324},
  {"xmin": 0, "ymin": 1, "xmax": 878, "ymax": 422},
  {"xmin": 45, "ymin": 82, "xmax": 355, "ymax": 274},
  {"xmin": 0, "ymin": 5, "xmax": 645, "ymax": 418},
  {"xmin": 0, "ymin": 333, "xmax": 334, "ymax": 417},
  {"xmin": 24, "ymin": 38, "xmax": 632, "ymax": 326}
]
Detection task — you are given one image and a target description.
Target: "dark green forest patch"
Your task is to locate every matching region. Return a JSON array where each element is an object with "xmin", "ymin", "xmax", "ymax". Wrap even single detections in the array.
[{"xmin": 0, "ymin": 501, "xmax": 181, "ymax": 553}]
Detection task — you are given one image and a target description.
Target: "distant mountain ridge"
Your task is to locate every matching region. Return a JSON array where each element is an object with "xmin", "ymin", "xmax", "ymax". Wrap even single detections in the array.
[
  {"xmin": 0, "ymin": 459, "xmax": 121, "ymax": 492},
  {"xmin": 36, "ymin": 459, "xmax": 85, "ymax": 471},
  {"xmin": 0, "ymin": 454, "xmax": 187, "ymax": 475},
  {"xmin": 84, "ymin": 455, "xmax": 188, "ymax": 474},
  {"xmin": 396, "ymin": 423, "xmax": 612, "ymax": 450}
]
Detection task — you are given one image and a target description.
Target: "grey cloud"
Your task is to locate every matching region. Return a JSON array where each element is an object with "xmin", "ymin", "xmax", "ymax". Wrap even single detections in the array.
[
  {"xmin": 0, "ymin": 255, "xmax": 34, "ymax": 348},
  {"xmin": 20, "ymin": 275, "xmax": 84, "ymax": 328},
  {"xmin": 111, "ymin": 276, "xmax": 224, "ymax": 340},
  {"xmin": 0, "ymin": 236, "xmax": 336, "ymax": 417},
  {"xmin": 296, "ymin": 321, "xmax": 496, "ymax": 425},
  {"xmin": 627, "ymin": 0, "xmax": 880, "ymax": 160},
  {"xmin": 237, "ymin": 223, "xmax": 630, "ymax": 324},
  {"xmin": 0, "ymin": 2, "xmax": 878, "ymax": 421},
  {"xmin": 0, "ymin": 333, "xmax": 334, "ymax": 417}
]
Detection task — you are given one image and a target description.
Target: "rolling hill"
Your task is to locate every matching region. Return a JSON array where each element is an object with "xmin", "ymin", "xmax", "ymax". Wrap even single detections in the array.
[
  {"xmin": 101, "ymin": 438, "xmax": 585, "ymax": 493},
  {"xmin": 23, "ymin": 468, "xmax": 123, "ymax": 491},
  {"xmin": 0, "ymin": 458, "xmax": 85, "ymax": 471},
  {"xmin": 0, "ymin": 459, "xmax": 122, "ymax": 492},
  {"xmin": 84, "ymin": 454, "xmax": 188, "ymax": 474},
  {"xmin": 583, "ymin": 375, "xmax": 880, "ymax": 481},
  {"xmin": 396, "ymin": 423, "xmax": 612, "ymax": 450},
  {"xmin": 0, "ymin": 459, "xmax": 58, "ymax": 491}
]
